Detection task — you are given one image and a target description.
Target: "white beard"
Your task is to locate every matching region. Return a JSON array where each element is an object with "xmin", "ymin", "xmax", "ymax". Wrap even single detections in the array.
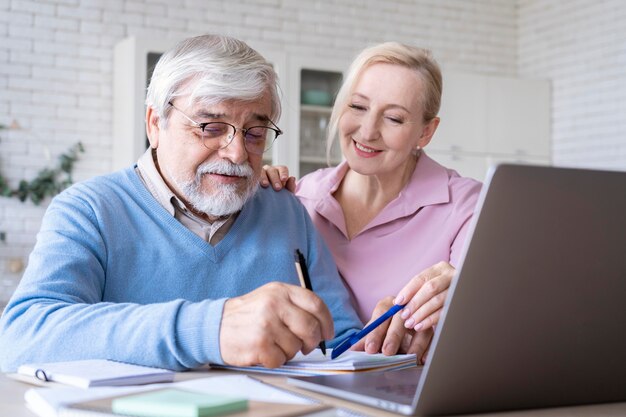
[{"xmin": 170, "ymin": 160, "xmax": 259, "ymax": 217}]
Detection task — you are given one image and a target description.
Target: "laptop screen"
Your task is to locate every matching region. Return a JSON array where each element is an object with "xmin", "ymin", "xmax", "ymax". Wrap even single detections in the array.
[{"xmin": 291, "ymin": 164, "xmax": 626, "ymax": 416}]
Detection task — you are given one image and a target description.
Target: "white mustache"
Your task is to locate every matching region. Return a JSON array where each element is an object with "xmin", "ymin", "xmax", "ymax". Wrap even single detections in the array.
[{"xmin": 196, "ymin": 160, "xmax": 254, "ymax": 179}]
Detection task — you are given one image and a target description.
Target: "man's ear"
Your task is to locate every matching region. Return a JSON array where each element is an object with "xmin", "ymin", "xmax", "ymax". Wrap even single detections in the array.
[
  {"xmin": 145, "ymin": 106, "xmax": 161, "ymax": 149},
  {"xmin": 418, "ymin": 117, "xmax": 440, "ymax": 149}
]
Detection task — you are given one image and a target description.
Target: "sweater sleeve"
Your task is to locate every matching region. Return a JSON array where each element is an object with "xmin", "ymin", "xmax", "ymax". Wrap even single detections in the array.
[{"xmin": 0, "ymin": 189, "xmax": 225, "ymax": 372}]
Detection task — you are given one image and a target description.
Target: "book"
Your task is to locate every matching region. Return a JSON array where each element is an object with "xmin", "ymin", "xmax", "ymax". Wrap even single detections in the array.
[
  {"xmin": 110, "ymin": 388, "xmax": 247, "ymax": 417},
  {"xmin": 17, "ymin": 359, "xmax": 175, "ymax": 388},
  {"xmin": 211, "ymin": 349, "xmax": 417, "ymax": 376}
]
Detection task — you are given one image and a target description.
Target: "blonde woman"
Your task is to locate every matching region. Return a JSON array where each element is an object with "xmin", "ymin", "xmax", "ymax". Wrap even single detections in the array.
[{"xmin": 263, "ymin": 42, "xmax": 481, "ymax": 363}]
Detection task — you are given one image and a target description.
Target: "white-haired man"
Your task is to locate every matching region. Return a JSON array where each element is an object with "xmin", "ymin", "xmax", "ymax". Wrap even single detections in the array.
[{"xmin": 0, "ymin": 35, "xmax": 361, "ymax": 372}]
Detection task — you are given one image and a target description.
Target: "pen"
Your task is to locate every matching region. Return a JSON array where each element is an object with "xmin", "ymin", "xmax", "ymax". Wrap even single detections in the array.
[
  {"xmin": 330, "ymin": 303, "xmax": 406, "ymax": 360},
  {"xmin": 294, "ymin": 249, "xmax": 327, "ymax": 356}
]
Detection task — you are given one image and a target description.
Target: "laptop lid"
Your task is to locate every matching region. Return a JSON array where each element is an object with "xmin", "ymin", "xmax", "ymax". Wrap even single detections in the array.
[{"xmin": 290, "ymin": 164, "xmax": 626, "ymax": 415}]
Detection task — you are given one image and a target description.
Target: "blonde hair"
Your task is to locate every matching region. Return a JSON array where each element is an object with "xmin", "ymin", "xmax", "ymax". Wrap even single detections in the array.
[{"xmin": 327, "ymin": 42, "xmax": 442, "ymax": 162}]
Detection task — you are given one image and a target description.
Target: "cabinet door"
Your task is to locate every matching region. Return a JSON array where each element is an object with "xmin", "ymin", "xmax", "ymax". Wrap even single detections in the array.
[
  {"xmin": 299, "ymin": 104, "xmax": 336, "ymax": 171},
  {"xmin": 113, "ymin": 37, "xmax": 177, "ymax": 171},
  {"xmin": 427, "ymin": 148, "xmax": 551, "ymax": 183},
  {"xmin": 432, "ymin": 72, "xmax": 488, "ymax": 154},
  {"xmin": 249, "ymin": 47, "xmax": 288, "ymax": 168},
  {"xmin": 486, "ymin": 76, "xmax": 551, "ymax": 157},
  {"xmin": 427, "ymin": 151, "xmax": 489, "ymax": 182},
  {"xmin": 486, "ymin": 154, "xmax": 551, "ymax": 169},
  {"xmin": 426, "ymin": 71, "xmax": 551, "ymax": 183},
  {"xmin": 284, "ymin": 56, "xmax": 349, "ymax": 179}
]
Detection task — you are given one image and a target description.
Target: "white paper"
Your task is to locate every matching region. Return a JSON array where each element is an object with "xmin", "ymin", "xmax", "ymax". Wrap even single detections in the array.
[
  {"xmin": 177, "ymin": 375, "xmax": 315, "ymax": 404},
  {"xmin": 24, "ymin": 374, "xmax": 315, "ymax": 417},
  {"xmin": 25, "ymin": 384, "xmax": 154, "ymax": 417},
  {"xmin": 212, "ymin": 349, "xmax": 417, "ymax": 376}
]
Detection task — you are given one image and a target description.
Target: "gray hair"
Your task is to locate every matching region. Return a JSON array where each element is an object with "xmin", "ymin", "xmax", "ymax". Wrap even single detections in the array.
[
  {"xmin": 327, "ymin": 42, "xmax": 442, "ymax": 162},
  {"xmin": 146, "ymin": 34, "xmax": 281, "ymax": 128}
]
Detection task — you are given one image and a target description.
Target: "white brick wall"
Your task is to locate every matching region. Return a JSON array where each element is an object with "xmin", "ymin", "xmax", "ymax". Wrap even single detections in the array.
[
  {"xmin": 518, "ymin": 0, "xmax": 626, "ymax": 170},
  {"xmin": 6, "ymin": 0, "xmax": 620, "ymax": 307},
  {"xmin": 0, "ymin": 0, "xmax": 520, "ymax": 305}
]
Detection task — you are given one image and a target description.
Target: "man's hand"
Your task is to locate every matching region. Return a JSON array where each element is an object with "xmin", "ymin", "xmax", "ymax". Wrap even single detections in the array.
[
  {"xmin": 219, "ymin": 282, "xmax": 334, "ymax": 368},
  {"xmin": 260, "ymin": 165, "xmax": 296, "ymax": 192}
]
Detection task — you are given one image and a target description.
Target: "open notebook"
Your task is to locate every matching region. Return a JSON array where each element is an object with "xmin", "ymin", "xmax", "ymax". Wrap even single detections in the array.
[
  {"xmin": 17, "ymin": 359, "xmax": 174, "ymax": 388},
  {"xmin": 212, "ymin": 349, "xmax": 417, "ymax": 376}
]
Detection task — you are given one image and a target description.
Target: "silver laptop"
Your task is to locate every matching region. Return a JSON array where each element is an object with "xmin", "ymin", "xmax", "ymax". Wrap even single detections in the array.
[{"xmin": 289, "ymin": 164, "xmax": 626, "ymax": 415}]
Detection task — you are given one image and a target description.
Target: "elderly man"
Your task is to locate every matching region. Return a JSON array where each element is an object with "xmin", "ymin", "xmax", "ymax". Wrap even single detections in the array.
[{"xmin": 0, "ymin": 34, "xmax": 361, "ymax": 372}]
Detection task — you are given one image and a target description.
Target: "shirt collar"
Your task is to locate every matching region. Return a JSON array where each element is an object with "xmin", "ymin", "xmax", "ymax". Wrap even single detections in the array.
[
  {"xmin": 301, "ymin": 152, "xmax": 451, "ymax": 229},
  {"xmin": 399, "ymin": 151, "xmax": 451, "ymax": 209},
  {"xmin": 136, "ymin": 148, "xmax": 190, "ymax": 217}
]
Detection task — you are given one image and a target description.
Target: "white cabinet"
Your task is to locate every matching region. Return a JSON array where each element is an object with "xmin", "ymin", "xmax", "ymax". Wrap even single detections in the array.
[
  {"xmin": 486, "ymin": 76, "xmax": 551, "ymax": 157},
  {"xmin": 433, "ymin": 72, "xmax": 489, "ymax": 154},
  {"xmin": 298, "ymin": 104, "xmax": 336, "ymax": 176},
  {"xmin": 426, "ymin": 153, "xmax": 491, "ymax": 182},
  {"xmin": 283, "ymin": 56, "xmax": 349, "ymax": 178},
  {"xmin": 428, "ymin": 71, "xmax": 551, "ymax": 181},
  {"xmin": 112, "ymin": 37, "xmax": 177, "ymax": 171}
]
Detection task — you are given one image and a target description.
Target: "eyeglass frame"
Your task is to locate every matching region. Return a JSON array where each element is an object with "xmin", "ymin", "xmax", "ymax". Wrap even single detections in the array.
[{"xmin": 167, "ymin": 101, "xmax": 283, "ymax": 155}]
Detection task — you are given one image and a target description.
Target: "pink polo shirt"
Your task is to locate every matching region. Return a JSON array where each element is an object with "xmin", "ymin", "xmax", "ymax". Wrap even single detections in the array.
[{"xmin": 296, "ymin": 153, "xmax": 482, "ymax": 322}]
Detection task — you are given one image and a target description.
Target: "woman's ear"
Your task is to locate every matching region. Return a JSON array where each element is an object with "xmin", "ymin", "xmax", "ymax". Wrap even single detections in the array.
[
  {"xmin": 145, "ymin": 106, "xmax": 160, "ymax": 149},
  {"xmin": 418, "ymin": 117, "xmax": 440, "ymax": 149}
]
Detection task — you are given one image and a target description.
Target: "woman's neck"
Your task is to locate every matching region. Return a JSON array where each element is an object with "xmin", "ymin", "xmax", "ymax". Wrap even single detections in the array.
[{"xmin": 333, "ymin": 154, "xmax": 418, "ymax": 239}]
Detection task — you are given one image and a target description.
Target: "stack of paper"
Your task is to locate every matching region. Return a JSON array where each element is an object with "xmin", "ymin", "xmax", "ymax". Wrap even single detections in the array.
[
  {"xmin": 24, "ymin": 375, "xmax": 336, "ymax": 417},
  {"xmin": 212, "ymin": 349, "xmax": 417, "ymax": 376}
]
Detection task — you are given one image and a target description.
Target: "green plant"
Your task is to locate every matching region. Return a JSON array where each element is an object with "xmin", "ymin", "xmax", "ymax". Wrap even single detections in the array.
[{"xmin": 0, "ymin": 141, "xmax": 85, "ymax": 205}]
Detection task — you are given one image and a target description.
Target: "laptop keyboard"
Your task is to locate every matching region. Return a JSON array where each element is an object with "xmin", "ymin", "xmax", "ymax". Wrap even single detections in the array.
[{"xmin": 375, "ymin": 383, "xmax": 419, "ymax": 397}]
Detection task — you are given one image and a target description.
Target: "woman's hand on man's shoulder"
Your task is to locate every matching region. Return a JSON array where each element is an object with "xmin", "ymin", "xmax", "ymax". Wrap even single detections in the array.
[{"xmin": 260, "ymin": 165, "xmax": 296, "ymax": 193}]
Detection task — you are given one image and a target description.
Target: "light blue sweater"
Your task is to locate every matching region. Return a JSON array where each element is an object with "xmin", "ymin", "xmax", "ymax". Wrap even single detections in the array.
[{"xmin": 0, "ymin": 168, "xmax": 362, "ymax": 372}]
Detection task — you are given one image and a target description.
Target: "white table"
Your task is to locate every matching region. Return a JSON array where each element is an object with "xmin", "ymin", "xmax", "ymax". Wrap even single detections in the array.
[{"xmin": 2, "ymin": 370, "xmax": 626, "ymax": 417}]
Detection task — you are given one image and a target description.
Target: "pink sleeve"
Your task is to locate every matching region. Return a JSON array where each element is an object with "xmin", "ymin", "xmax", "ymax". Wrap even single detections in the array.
[{"xmin": 449, "ymin": 180, "xmax": 482, "ymax": 267}]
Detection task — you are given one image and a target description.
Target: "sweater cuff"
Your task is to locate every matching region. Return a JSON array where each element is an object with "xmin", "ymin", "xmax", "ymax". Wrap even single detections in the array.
[{"xmin": 175, "ymin": 298, "xmax": 227, "ymax": 366}]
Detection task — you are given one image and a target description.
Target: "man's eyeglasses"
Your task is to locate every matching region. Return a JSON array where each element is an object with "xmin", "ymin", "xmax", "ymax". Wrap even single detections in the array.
[{"xmin": 168, "ymin": 102, "xmax": 283, "ymax": 155}]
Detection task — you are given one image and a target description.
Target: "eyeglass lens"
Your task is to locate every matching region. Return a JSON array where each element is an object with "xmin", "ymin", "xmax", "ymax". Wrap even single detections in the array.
[{"xmin": 201, "ymin": 122, "xmax": 277, "ymax": 154}]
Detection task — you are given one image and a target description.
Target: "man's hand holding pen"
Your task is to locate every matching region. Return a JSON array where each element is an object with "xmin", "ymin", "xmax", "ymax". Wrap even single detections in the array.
[
  {"xmin": 220, "ymin": 282, "xmax": 334, "ymax": 369},
  {"xmin": 294, "ymin": 249, "xmax": 327, "ymax": 356}
]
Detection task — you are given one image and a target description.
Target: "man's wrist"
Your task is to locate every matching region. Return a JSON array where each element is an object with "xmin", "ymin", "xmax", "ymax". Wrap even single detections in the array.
[{"xmin": 175, "ymin": 298, "xmax": 228, "ymax": 367}]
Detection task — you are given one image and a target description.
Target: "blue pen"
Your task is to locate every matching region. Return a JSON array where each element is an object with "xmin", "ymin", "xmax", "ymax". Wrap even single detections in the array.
[{"xmin": 331, "ymin": 303, "xmax": 406, "ymax": 360}]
